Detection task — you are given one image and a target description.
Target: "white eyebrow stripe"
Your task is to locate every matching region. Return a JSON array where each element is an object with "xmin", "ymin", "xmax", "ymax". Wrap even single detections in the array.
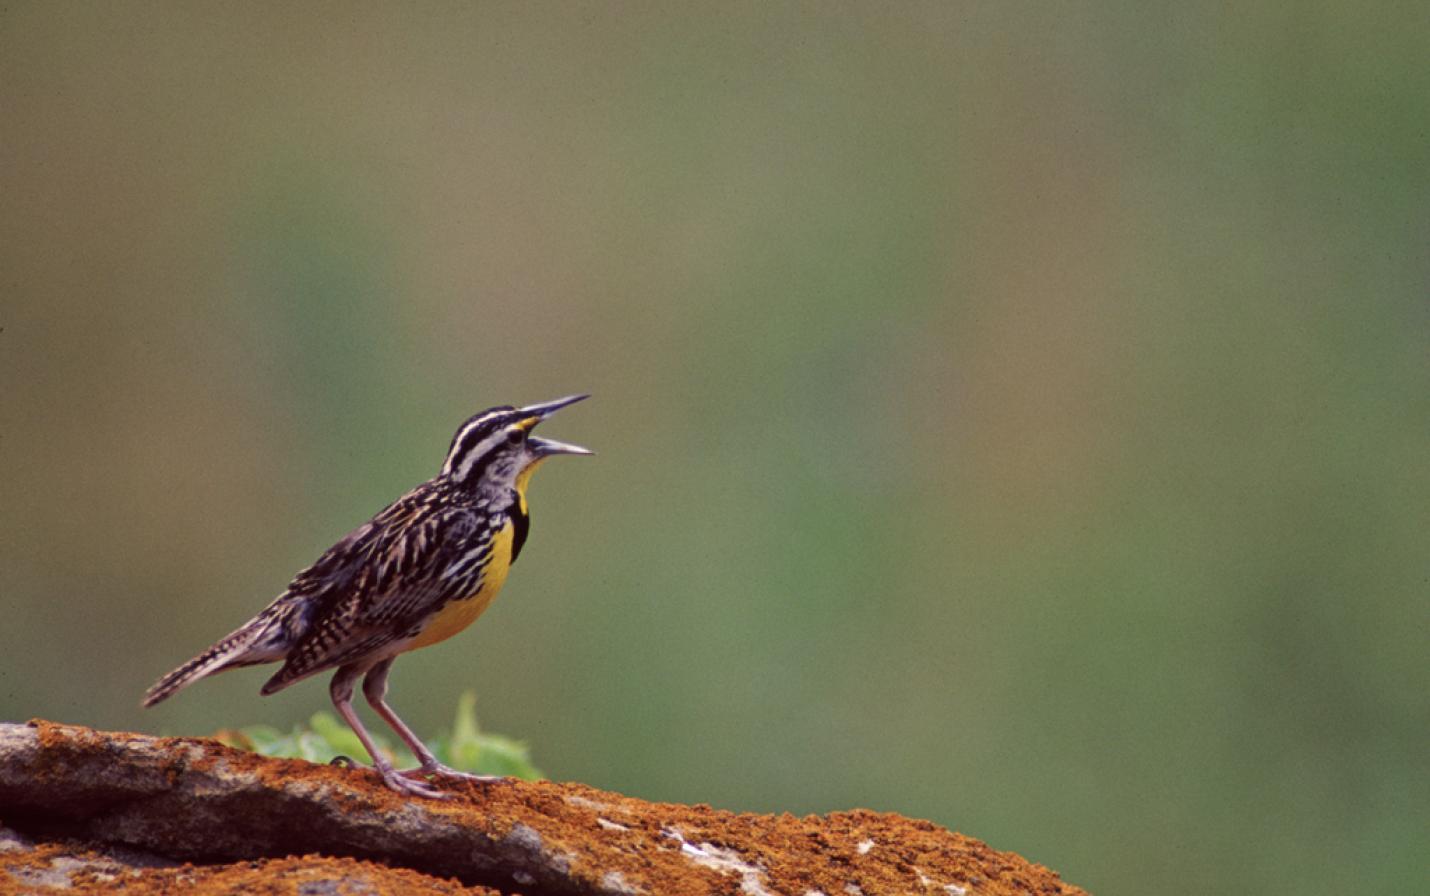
[
  {"xmin": 451, "ymin": 432, "xmax": 505, "ymax": 480},
  {"xmin": 441, "ymin": 415, "xmax": 496, "ymax": 476}
]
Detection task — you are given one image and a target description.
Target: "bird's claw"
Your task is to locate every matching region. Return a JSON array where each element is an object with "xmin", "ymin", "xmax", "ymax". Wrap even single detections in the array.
[
  {"xmin": 401, "ymin": 763, "xmax": 503, "ymax": 784},
  {"xmin": 380, "ymin": 766, "xmax": 448, "ymax": 799},
  {"xmin": 334, "ymin": 757, "xmax": 448, "ymax": 798}
]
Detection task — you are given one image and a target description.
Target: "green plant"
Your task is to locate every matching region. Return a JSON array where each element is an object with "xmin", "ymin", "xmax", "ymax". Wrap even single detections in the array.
[{"xmin": 214, "ymin": 691, "xmax": 543, "ymax": 780}]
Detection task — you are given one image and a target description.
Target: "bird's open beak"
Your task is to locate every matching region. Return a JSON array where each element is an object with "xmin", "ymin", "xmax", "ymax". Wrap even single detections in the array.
[
  {"xmin": 520, "ymin": 394, "xmax": 593, "ymax": 456},
  {"xmin": 528, "ymin": 436, "xmax": 594, "ymax": 457},
  {"xmin": 520, "ymin": 393, "xmax": 590, "ymax": 419}
]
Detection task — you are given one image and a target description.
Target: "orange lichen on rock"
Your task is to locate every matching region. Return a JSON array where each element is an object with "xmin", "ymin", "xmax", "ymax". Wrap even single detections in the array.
[
  {"xmin": 447, "ymin": 780, "xmax": 1080, "ymax": 896},
  {"xmin": 0, "ymin": 721, "xmax": 1088, "ymax": 895},
  {"xmin": 0, "ymin": 831, "xmax": 499, "ymax": 895}
]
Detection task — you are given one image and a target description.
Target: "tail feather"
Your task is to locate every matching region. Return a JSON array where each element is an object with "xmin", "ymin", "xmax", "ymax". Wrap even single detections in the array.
[{"xmin": 142, "ymin": 616, "xmax": 284, "ymax": 708}]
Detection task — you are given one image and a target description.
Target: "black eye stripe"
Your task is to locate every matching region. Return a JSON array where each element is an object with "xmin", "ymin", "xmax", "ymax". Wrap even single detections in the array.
[{"xmin": 441, "ymin": 406, "xmax": 528, "ymax": 482}]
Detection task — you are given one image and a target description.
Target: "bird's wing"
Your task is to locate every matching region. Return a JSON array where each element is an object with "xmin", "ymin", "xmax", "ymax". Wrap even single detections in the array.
[
  {"xmin": 287, "ymin": 520, "xmax": 381, "ymax": 601},
  {"xmin": 261, "ymin": 501, "xmax": 487, "ymax": 693}
]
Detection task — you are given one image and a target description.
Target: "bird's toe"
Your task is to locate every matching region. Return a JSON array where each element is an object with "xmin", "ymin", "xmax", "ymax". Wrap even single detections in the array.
[
  {"xmin": 379, "ymin": 767, "xmax": 449, "ymax": 799},
  {"xmin": 405, "ymin": 763, "xmax": 503, "ymax": 783}
]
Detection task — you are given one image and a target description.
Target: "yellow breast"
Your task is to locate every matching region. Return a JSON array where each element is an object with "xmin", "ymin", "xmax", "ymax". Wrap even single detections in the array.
[{"xmin": 407, "ymin": 521, "xmax": 516, "ymax": 650}]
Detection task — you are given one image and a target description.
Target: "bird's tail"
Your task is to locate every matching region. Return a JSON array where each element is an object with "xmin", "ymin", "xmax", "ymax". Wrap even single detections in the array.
[{"xmin": 141, "ymin": 609, "xmax": 291, "ymax": 708}]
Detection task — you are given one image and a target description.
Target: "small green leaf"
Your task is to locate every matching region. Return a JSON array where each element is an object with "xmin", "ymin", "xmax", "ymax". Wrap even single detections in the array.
[{"xmin": 220, "ymin": 691, "xmax": 542, "ymax": 780}]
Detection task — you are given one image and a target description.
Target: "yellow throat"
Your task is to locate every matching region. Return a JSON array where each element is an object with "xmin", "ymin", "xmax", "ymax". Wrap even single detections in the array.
[{"xmin": 405, "ymin": 461, "xmax": 543, "ymax": 650}]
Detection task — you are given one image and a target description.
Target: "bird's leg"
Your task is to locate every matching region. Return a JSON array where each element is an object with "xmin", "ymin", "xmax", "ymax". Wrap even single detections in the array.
[
  {"xmin": 361, "ymin": 659, "xmax": 502, "ymax": 783},
  {"xmin": 330, "ymin": 664, "xmax": 446, "ymax": 799}
]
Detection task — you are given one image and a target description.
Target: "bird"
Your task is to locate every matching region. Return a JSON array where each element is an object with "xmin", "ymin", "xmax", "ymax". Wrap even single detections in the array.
[{"xmin": 143, "ymin": 394, "xmax": 592, "ymax": 798}]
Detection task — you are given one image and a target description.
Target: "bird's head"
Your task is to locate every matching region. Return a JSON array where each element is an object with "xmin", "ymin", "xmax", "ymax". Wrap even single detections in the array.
[{"xmin": 440, "ymin": 394, "xmax": 592, "ymax": 497}]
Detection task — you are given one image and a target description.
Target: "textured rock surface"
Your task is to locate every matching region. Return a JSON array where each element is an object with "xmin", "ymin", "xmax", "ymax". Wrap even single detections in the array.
[{"xmin": 0, "ymin": 721, "xmax": 1088, "ymax": 895}]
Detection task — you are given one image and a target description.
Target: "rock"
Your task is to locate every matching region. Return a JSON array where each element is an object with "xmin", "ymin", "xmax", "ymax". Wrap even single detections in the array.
[{"xmin": 0, "ymin": 721, "xmax": 1087, "ymax": 895}]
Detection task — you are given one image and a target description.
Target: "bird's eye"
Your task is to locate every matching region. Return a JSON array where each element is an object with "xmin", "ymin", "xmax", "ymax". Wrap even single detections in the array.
[{"xmin": 506, "ymin": 428, "xmax": 524, "ymax": 444}]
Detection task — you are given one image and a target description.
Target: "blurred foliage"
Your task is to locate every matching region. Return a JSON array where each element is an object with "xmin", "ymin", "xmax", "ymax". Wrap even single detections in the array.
[
  {"xmin": 215, "ymin": 692, "xmax": 542, "ymax": 781},
  {"xmin": 1, "ymin": 5, "xmax": 1426, "ymax": 896}
]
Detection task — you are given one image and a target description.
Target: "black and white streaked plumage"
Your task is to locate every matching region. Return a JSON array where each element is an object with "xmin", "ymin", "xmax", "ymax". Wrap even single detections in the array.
[{"xmin": 143, "ymin": 394, "xmax": 591, "ymax": 798}]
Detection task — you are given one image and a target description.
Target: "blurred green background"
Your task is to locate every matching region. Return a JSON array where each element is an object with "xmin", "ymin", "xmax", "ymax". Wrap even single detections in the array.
[{"xmin": 2, "ymin": 4, "xmax": 1425, "ymax": 894}]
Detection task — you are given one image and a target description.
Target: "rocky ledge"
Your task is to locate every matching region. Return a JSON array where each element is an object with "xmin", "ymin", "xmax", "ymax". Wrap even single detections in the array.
[{"xmin": 0, "ymin": 721, "xmax": 1086, "ymax": 895}]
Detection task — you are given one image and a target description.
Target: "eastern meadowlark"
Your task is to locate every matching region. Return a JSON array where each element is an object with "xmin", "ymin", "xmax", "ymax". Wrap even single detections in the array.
[{"xmin": 143, "ymin": 394, "xmax": 591, "ymax": 798}]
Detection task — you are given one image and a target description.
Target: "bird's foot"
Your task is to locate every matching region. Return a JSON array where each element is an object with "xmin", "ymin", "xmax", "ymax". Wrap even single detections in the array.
[
  {"xmin": 378, "ymin": 764, "xmax": 449, "ymax": 799},
  {"xmin": 332, "ymin": 755, "xmax": 450, "ymax": 798},
  {"xmin": 401, "ymin": 761, "xmax": 503, "ymax": 784}
]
